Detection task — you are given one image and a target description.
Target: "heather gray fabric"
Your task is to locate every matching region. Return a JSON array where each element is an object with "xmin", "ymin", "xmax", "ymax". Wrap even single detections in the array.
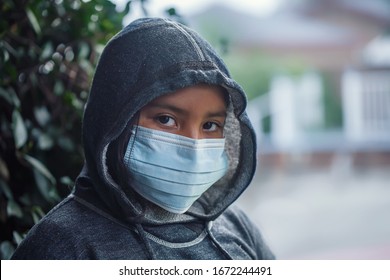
[{"xmin": 11, "ymin": 18, "xmax": 274, "ymax": 260}]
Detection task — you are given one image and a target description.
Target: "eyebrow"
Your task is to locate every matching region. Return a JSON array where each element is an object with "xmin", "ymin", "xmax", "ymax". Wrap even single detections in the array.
[{"xmin": 146, "ymin": 103, "xmax": 227, "ymax": 118}]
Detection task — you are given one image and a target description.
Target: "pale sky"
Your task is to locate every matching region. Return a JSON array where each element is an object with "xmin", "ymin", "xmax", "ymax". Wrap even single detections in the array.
[{"xmin": 112, "ymin": 0, "xmax": 282, "ymax": 25}]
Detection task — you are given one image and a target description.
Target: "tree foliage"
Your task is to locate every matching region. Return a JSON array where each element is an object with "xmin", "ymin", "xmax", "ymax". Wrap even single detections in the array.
[{"xmin": 0, "ymin": 0, "xmax": 131, "ymax": 259}]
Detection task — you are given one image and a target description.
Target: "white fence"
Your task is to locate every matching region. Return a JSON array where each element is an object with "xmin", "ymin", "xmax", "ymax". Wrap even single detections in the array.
[
  {"xmin": 247, "ymin": 72, "xmax": 325, "ymax": 151},
  {"xmin": 342, "ymin": 68, "xmax": 390, "ymax": 143},
  {"xmin": 247, "ymin": 68, "xmax": 390, "ymax": 153}
]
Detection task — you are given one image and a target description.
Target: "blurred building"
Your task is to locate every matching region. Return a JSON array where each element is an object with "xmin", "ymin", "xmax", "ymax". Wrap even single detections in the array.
[
  {"xmin": 190, "ymin": 0, "xmax": 390, "ymax": 170},
  {"xmin": 186, "ymin": 0, "xmax": 390, "ymax": 259}
]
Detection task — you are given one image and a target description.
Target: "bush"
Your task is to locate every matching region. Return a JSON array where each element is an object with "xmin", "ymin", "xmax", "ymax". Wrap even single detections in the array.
[{"xmin": 0, "ymin": 0, "xmax": 130, "ymax": 259}]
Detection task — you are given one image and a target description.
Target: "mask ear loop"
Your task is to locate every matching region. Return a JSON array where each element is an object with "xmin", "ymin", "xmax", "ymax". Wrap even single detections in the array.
[{"xmin": 125, "ymin": 112, "xmax": 140, "ymax": 160}]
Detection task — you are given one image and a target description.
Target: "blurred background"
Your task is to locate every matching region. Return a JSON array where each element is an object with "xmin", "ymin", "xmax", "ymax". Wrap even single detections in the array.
[{"xmin": 1, "ymin": 0, "xmax": 389, "ymax": 259}]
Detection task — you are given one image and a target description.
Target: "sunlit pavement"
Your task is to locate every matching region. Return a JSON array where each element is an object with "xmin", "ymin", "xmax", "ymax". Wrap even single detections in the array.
[{"xmin": 237, "ymin": 164, "xmax": 390, "ymax": 259}]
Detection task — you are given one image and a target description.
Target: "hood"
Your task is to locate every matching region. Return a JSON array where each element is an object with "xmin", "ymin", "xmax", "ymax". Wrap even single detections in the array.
[{"xmin": 75, "ymin": 17, "xmax": 257, "ymax": 225}]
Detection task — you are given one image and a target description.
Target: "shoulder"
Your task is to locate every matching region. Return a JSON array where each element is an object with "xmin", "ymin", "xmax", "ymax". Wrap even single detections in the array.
[
  {"xmin": 11, "ymin": 196, "xmax": 129, "ymax": 259},
  {"xmin": 11, "ymin": 198, "xmax": 80, "ymax": 259},
  {"xmin": 216, "ymin": 204, "xmax": 258, "ymax": 235},
  {"xmin": 213, "ymin": 205, "xmax": 275, "ymax": 259}
]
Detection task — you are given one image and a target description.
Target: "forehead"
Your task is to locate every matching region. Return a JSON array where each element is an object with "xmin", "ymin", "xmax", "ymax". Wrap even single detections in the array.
[{"xmin": 147, "ymin": 85, "xmax": 228, "ymax": 110}]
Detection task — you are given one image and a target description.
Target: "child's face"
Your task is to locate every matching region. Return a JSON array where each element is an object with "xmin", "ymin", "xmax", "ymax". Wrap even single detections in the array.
[{"xmin": 138, "ymin": 85, "xmax": 227, "ymax": 139}]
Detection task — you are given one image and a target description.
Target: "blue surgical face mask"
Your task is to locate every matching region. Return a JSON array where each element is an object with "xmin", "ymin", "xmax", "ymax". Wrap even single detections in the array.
[{"xmin": 123, "ymin": 125, "xmax": 229, "ymax": 214}]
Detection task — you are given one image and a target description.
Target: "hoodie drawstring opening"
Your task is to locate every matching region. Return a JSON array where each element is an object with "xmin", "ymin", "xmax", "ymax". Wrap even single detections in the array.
[
  {"xmin": 135, "ymin": 223, "xmax": 156, "ymax": 260},
  {"xmin": 206, "ymin": 221, "xmax": 233, "ymax": 260}
]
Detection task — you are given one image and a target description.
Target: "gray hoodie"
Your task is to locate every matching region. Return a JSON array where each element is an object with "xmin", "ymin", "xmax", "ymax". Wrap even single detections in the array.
[{"xmin": 11, "ymin": 17, "xmax": 274, "ymax": 260}]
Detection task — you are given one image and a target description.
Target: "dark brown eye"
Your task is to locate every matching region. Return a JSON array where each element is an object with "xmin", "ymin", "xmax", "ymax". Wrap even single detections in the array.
[
  {"xmin": 157, "ymin": 115, "xmax": 176, "ymax": 126},
  {"xmin": 203, "ymin": 122, "xmax": 218, "ymax": 131}
]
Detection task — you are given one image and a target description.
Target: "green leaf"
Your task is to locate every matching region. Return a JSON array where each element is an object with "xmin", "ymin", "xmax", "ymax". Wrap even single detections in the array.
[
  {"xmin": 33, "ymin": 169, "xmax": 60, "ymax": 203},
  {"xmin": 58, "ymin": 136, "xmax": 75, "ymax": 151},
  {"xmin": 31, "ymin": 206, "xmax": 45, "ymax": 224},
  {"xmin": 23, "ymin": 154, "xmax": 56, "ymax": 185},
  {"xmin": 0, "ymin": 87, "xmax": 21, "ymax": 108},
  {"xmin": 1, "ymin": 47, "xmax": 10, "ymax": 63},
  {"xmin": 34, "ymin": 106, "xmax": 50, "ymax": 127},
  {"xmin": 40, "ymin": 42, "xmax": 53, "ymax": 60},
  {"xmin": 54, "ymin": 81, "xmax": 64, "ymax": 96},
  {"xmin": 77, "ymin": 42, "xmax": 90, "ymax": 60},
  {"xmin": 1, "ymin": 40, "xmax": 18, "ymax": 58},
  {"xmin": 26, "ymin": 8, "xmax": 41, "ymax": 35},
  {"xmin": 0, "ymin": 88, "xmax": 12, "ymax": 104},
  {"xmin": 60, "ymin": 176, "xmax": 74, "ymax": 186},
  {"xmin": 37, "ymin": 133, "xmax": 54, "ymax": 150},
  {"xmin": 31, "ymin": 211, "xmax": 40, "ymax": 224},
  {"xmin": 0, "ymin": 178, "xmax": 13, "ymax": 200},
  {"xmin": 13, "ymin": 231, "xmax": 24, "ymax": 246},
  {"xmin": 7, "ymin": 200, "xmax": 23, "ymax": 218},
  {"xmin": 12, "ymin": 110, "xmax": 28, "ymax": 148},
  {"xmin": 19, "ymin": 193, "xmax": 31, "ymax": 206},
  {"xmin": 0, "ymin": 241, "xmax": 15, "ymax": 260}
]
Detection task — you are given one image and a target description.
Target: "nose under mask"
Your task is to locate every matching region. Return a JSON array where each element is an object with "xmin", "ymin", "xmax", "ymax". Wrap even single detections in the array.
[{"xmin": 123, "ymin": 125, "xmax": 229, "ymax": 214}]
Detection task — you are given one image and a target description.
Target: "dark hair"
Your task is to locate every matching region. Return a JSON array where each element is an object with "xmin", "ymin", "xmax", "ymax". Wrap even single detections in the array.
[
  {"xmin": 106, "ymin": 113, "xmax": 153, "ymax": 220},
  {"xmin": 106, "ymin": 113, "xmax": 138, "ymax": 192}
]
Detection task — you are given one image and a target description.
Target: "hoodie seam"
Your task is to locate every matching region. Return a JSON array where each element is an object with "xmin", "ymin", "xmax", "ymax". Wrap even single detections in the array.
[
  {"xmin": 206, "ymin": 221, "xmax": 234, "ymax": 259},
  {"xmin": 142, "ymin": 229, "xmax": 208, "ymax": 249},
  {"xmin": 163, "ymin": 18, "xmax": 205, "ymax": 61},
  {"xmin": 72, "ymin": 194, "xmax": 136, "ymax": 232}
]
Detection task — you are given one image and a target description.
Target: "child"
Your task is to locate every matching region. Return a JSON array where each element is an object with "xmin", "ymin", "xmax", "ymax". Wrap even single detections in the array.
[{"xmin": 11, "ymin": 17, "xmax": 274, "ymax": 260}]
